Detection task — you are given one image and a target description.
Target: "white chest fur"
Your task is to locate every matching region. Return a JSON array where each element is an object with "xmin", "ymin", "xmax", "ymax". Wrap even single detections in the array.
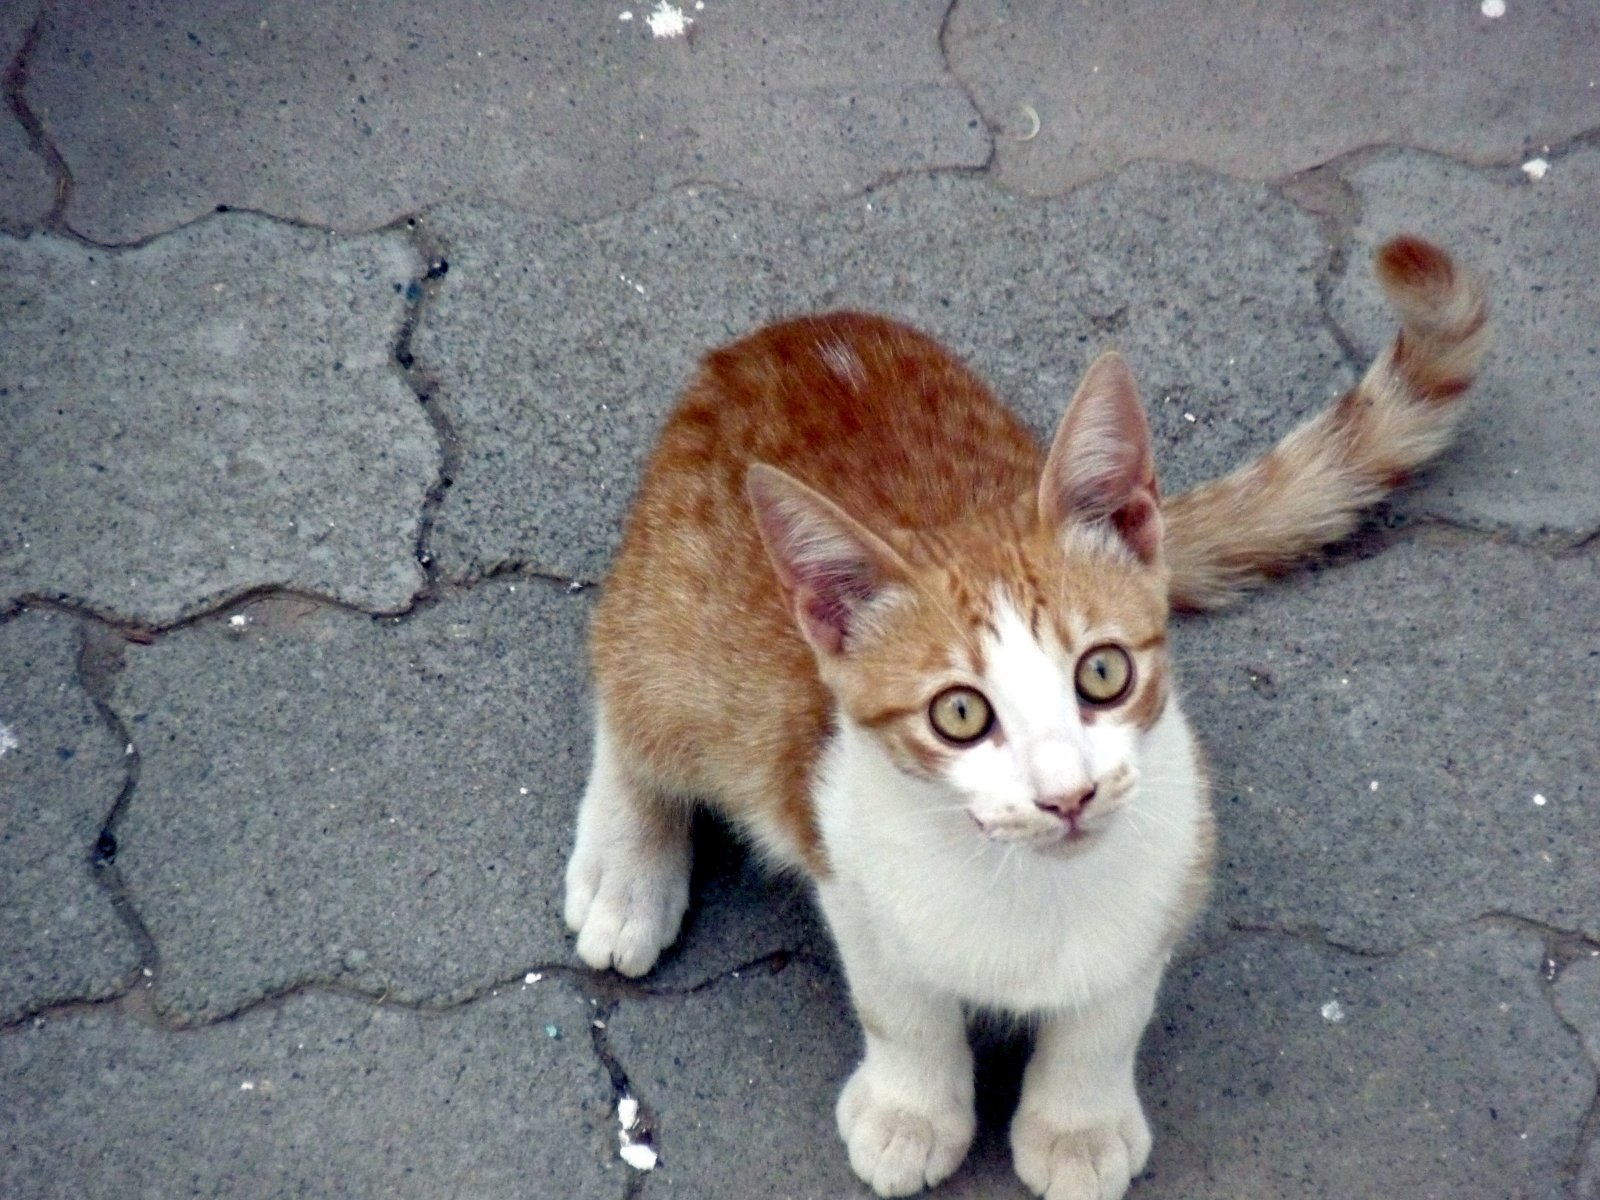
[{"xmin": 814, "ymin": 701, "xmax": 1205, "ymax": 1014}]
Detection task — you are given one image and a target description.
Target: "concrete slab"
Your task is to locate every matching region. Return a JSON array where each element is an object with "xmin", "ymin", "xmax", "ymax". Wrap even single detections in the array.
[
  {"xmin": 0, "ymin": 218, "xmax": 433, "ymax": 627},
  {"xmin": 106, "ymin": 581, "xmax": 591, "ymax": 1024},
  {"xmin": 418, "ymin": 167, "xmax": 1351, "ymax": 583},
  {"xmin": 0, "ymin": 609, "xmax": 140, "ymax": 1023},
  {"xmin": 945, "ymin": 0, "xmax": 1600, "ymax": 196},
  {"xmin": 603, "ymin": 923, "xmax": 1585, "ymax": 1198},
  {"xmin": 0, "ymin": 3, "xmax": 56, "ymax": 233},
  {"xmin": 1554, "ymin": 957, "xmax": 1600, "ymax": 1196},
  {"xmin": 1331, "ymin": 147, "xmax": 1600, "ymax": 542},
  {"xmin": 604, "ymin": 953, "xmax": 865, "ymax": 1197},
  {"xmin": 27, "ymin": 0, "xmax": 985, "ymax": 245},
  {"xmin": 645, "ymin": 816, "xmax": 831, "ymax": 993},
  {"xmin": 1557, "ymin": 956, "xmax": 1600, "ymax": 1069},
  {"xmin": 0, "ymin": 980, "xmax": 617, "ymax": 1200},
  {"xmin": 1142, "ymin": 925, "xmax": 1589, "ymax": 1199},
  {"xmin": 1176, "ymin": 532, "xmax": 1600, "ymax": 952}
]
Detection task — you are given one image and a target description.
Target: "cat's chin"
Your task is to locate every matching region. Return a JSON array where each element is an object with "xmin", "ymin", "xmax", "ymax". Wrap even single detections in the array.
[
  {"xmin": 1030, "ymin": 825, "xmax": 1099, "ymax": 858},
  {"xmin": 973, "ymin": 816, "xmax": 1101, "ymax": 857}
]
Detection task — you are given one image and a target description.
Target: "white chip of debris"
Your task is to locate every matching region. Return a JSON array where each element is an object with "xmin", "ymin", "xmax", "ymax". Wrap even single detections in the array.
[
  {"xmin": 1480, "ymin": 0, "xmax": 1505, "ymax": 16},
  {"xmin": 1522, "ymin": 157, "xmax": 1550, "ymax": 181},
  {"xmin": 647, "ymin": 1, "xmax": 692, "ymax": 38},
  {"xmin": 0, "ymin": 722, "xmax": 18, "ymax": 757},
  {"xmin": 620, "ymin": 1139, "xmax": 658, "ymax": 1171},
  {"xmin": 1321, "ymin": 999, "xmax": 1346, "ymax": 1023},
  {"xmin": 617, "ymin": 1095, "xmax": 640, "ymax": 1130}
]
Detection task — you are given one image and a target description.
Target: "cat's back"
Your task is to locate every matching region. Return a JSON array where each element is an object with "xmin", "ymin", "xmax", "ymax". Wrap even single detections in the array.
[
  {"xmin": 590, "ymin": 313, "xmax": 1041, "ymax": 867},
  {"xmin": 648, "ymin": 312, "xmax": 1042, "ymax": 530}
]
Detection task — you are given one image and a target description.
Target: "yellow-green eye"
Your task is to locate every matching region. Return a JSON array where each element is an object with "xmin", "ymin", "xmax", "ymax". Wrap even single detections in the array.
[
  {"xmin": 1075, "ymin": 644, "xmax": 1133, "ymax": 705},
  {"xmin": 928, "ymin": 686, "xmax": 993, "ymax": 745}
]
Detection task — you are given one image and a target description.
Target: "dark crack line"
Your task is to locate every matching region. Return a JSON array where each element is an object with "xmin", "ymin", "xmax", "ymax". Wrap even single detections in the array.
[
  {"xmin": 1567, "ymin": 1080, "xmax": 1600, "ymax": 1193},
  {"xmin": 63, "ymin": 201, "xmax": 393, "ymax": 253},
  {"xmin": 1, "ymin": 565, "xmax": 596, "ymax": 653},
  {"xmin": 1267, "ymin": 127, "xmax": 1600, "ymax": 197},
  {"xmin": 474, "ymin": 559, "xmax": 599, "ymax": 590},
  {"xmin": 1548, "ymin": 972, "xmax": 1600, "ymax": 1188},
  {"xmin": 3, "ymin": 3, "xmax": 70, "ymax": 231},
  {"xmin": 586, "ymin": 1000, "xmax": 653, "ymax": 1200},
  {"xmin": 389, "ymin": 211, "xmax": 459, "ymax": 620},
  {"xmin": 1220, "ymin": 910, "xmax": 1600, "ymax": 966},
  {"xmin": 75, "ymin": 622, "xmax": 161, "ymax": 1011},
  {"xmin": 935, "ymin": 0, "xmax": 997, "ymax": 175},
  {"xmin": 2, "ymin": 585, "xmax": 388, "ymax": 644},
  {"xmin": 6, "ymin": 938, "xmax": 820, "ymax": 1036}
]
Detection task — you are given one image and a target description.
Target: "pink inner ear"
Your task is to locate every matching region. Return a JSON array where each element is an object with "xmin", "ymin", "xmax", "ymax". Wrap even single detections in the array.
[
  {"xmin": 747, "ymin": 463, "xmax": 904, "ymax": 656},
  {"xmin": 1041, "ymin": 352, "xmax": 1164, "ymax": 563},
  {"xmin": 1111, "ymin": 490, "xmax": 1162, "ymax": 563}
]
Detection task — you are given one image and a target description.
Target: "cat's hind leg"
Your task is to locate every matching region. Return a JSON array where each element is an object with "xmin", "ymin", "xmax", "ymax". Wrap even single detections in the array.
[{"xmin": 563, "ymin": 705, "xmax": 691, "ymax": 978}]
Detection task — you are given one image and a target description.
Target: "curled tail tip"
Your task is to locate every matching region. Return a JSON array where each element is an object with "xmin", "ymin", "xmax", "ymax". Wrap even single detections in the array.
[
  {"xmin": 1374, "ymin": 234, "xmax": 1454, "ymax": 291},
  {"xmin": 1373, "ymin": 234, "xmax": 1489, "ymax": 339}
]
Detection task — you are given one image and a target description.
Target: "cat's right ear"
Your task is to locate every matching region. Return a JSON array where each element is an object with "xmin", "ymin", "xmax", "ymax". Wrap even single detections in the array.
[{"xmin": 746, "ymin": 464, "xmax": 909, "ymax": 657}]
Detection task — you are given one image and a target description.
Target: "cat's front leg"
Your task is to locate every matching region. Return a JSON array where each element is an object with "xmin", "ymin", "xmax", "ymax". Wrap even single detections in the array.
[
  {"xmin": 563, "ymin": 706, "xmax": 691, "ymax": 978},
  {"xmin": 1010, "ymin": 964, "xmax": 1162, "ymax": 1200},
  {"xmin": 816, "ymin": 879, "xmax": 975, "ymax": 1197}
]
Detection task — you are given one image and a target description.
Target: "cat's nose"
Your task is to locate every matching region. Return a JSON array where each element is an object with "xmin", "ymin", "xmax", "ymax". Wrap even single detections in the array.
[{"xmin": 1035, "ymin": 784, "xmax": 1096, "ymax": 820}]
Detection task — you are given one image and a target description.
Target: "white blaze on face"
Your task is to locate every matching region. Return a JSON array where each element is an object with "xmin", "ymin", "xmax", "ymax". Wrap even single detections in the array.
[{"xmin": 943, "ymin": 595, "xmax": 1138, "ymax": 837}]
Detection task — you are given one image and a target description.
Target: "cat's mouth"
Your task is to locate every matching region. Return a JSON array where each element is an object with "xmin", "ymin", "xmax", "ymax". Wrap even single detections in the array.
[{"xmin": 968, "ymin": 810, "xmax": 1101, "ymax": 854}]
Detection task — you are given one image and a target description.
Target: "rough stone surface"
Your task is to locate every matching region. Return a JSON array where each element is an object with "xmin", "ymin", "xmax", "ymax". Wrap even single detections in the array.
[
  {"xmin": 27, "ymin": 0, "xmax": 986, "ymax": 244},
  {"xmin": 605, "ymin": 954, "xmax": 866, "ymax": 1197},
  {"xmin": 646, "ymin": 818, "xmax": 831, "ymax": 992},
  {"xmin": 107, "ymin": 581, "xmax": 591, "ymax": 1023},
  {"xmin": 0, "ymin": 981, "xmax": 616, "ymax": 1200},
  {"xmin": 1176, "ymin": 533, "xmax": 1600, "ymax": 952},
  {"xmin": 0, "ymin": 218, "xmax": 433, "ymax": 626},
  {"xmin": 606, "ymin": 925, "xmax": 1590, "ymax": 1199},
  {"xmin": 1331, "ymin": 148, "xmax": 1600, "ymax": 541},
  {"xmin": 0, "ymin": 3, "xmax": 55, "ymax": 233},
  {"xmin": 0, "ymin": 609, "xmax": 139, "ymax": 1023},
  {"xmin": 418, "ymin": 167, "xmax": 1354, "ymax": 583},
  {"xmin": 1556, "ymin": 956, "xmax": 1600, "ymax": 1069},
  {"xmin": 1142, "ymin": 926, "xmax": 1590, "ymax": 1199},
  {"xmin": 1554, "ymin": 956, "xmax": 1600, "ymax": 1198},
  {"xmin": 4, "ymin": 3, "xmax": 1598, "ymax": 1197},
  {"xmin": 946, "ymin": 0, "xmax": 1600, "ymax": 195}
]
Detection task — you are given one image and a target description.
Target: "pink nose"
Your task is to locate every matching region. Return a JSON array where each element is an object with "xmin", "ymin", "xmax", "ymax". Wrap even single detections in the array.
[{"xmin": 1035, "ymin": 785, "xmax": 1097, "ymax": 820}]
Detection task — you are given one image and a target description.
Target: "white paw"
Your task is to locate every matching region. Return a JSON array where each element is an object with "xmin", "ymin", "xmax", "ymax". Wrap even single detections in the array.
[
  {"xmin": 563, "ymin": 833, "xmax": 689, "ymax": 978},
  {"xmin": 1010, "ymin": 1101, "xmax": 1152, "ymax": 1200},
  {"xmin": 836, "ymin": 1060, "xmax": 975, "ymax": 1197}
]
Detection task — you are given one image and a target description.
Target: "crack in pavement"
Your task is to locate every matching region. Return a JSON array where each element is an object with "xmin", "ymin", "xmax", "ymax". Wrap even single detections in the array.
[
  {"xmin": 3, "ymin": 3, "xmax": 68, "ymax": 230},
  {"xmin": 74, "ymin": 622, "xmax": 160, "ymax": 1002}
]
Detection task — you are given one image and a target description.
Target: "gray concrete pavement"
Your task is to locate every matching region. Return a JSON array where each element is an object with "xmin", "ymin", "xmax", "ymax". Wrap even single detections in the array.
[{"xmin": 2, "ymin": 3, "xmax": 1596, "ymax": 1198}]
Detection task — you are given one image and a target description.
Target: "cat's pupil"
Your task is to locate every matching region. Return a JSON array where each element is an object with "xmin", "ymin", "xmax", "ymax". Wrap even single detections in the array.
[
  {"xmin": 1075, "ymin": 644, "xmax": 1133, "ymax": 704},
  {"xmin": 929, "ymin": 686, "xmax": 992, "ymax": 744}
]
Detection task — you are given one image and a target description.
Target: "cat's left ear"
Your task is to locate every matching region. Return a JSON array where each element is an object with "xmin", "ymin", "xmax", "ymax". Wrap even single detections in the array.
[
  {"xmin": 747, "ymin": 463, "xmax": 911, "ymax": 658},
  {"xmin": 1039, "ymin": 350, "xmax": 1163, "ymax": 563}
]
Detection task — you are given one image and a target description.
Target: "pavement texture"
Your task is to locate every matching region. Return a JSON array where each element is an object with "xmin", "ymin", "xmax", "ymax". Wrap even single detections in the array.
[{"xmin": 1, "ymin": 3, "xmax": 1596, "ymax": 1198}]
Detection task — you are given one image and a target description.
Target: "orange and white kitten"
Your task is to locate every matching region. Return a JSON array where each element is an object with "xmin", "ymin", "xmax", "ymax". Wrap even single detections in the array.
[{"xmin": 564, "ymin": 237, "xmax": 1487, "ymax": 1199}]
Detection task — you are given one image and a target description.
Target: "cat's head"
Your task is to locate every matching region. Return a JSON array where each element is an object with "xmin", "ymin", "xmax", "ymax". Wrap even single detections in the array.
[{"xmin": 748, "ymin": 352, "xmax": 1171, "ymax": 853}]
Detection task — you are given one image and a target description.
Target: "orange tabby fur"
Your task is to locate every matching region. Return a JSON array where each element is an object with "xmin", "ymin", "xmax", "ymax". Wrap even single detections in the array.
[
  {"xmin": 589, "ymin": 236, "xmax": 1487, "ymax": 878},
  {"xmin": 1164, "ymin": 236, "xmax": 1489, "ymax": 610}
]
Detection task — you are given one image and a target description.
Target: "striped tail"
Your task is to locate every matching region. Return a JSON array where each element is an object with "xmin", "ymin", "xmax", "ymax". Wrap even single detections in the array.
[{"xmin": 1163, "ymin": 236, "xmax": 1490, "ymax": 612}]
